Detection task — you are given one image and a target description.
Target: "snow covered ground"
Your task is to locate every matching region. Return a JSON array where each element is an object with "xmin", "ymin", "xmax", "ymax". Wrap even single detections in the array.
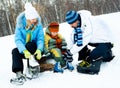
[{"xmin": 0, "ymin": 12, "xmax": 120, "ymax": 88}]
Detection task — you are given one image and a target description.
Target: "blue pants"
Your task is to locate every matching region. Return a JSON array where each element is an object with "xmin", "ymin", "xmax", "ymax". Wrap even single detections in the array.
[
  {"xmin": 78, "ymin": 43, "xmax": 113, "ymax": 62},
  {"xmin": 12, "ymin": 42, "xmax": 37, "ymax": 73}
]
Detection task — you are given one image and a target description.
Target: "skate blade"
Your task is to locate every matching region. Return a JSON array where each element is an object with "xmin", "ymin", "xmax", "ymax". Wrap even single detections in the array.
[{"xmin": 10, "ymin": 79, "xmax": 25, "ymax": 85}]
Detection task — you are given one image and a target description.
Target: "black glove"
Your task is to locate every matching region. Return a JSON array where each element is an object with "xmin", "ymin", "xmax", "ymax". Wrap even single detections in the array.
[
  {"xmin": 63, "ymin": 50, "xmax": 73, "ymax": 62},
  {"xmin": 61, "ymin": 46, "xmax": 67, "ymax": 52}
]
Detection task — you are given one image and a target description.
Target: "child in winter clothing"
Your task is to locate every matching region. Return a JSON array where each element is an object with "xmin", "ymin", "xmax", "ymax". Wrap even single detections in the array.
[
  {"xmin": 11, "ymin": 2, "xmax": 44, "ymax": 85},
  {"xmin": 44, "ymin": 22, "xmax": 74, "ymax": 73}
]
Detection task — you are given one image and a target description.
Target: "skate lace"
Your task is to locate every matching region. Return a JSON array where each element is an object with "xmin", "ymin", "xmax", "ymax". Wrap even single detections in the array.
[{"xmin": 28, "ymin": 66, "xmax": 40, "ymax": 78}]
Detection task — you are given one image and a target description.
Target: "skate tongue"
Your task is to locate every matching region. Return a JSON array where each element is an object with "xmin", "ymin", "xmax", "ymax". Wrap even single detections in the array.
[{"xmin": 29, "ymin": 55, "xmax": 39, "ymax": 67}]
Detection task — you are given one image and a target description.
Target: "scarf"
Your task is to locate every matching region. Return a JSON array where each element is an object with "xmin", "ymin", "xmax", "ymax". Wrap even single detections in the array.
[
  {"xmin": 74, "ymin": 22, "xmax": 83, "ymax": 46},
  {"xmin": 26, "ymin": 24, "xmax": 36, "ymax": 43},
  {"xmin": 51, "ymin": 35, "xmax": 62, "ymax": 49}
]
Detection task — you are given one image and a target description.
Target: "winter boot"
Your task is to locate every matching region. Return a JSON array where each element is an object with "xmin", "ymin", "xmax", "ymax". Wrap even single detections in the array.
[
  {"xmin": 54, "ymin": 62, "xmax": 64, "ymax": 73},
  {"xmin": 66, "ymin": 62, "xmax": 74, "ymax": 71},
  {"xmin": 79, "ymin": 60, "xmax": 90, "ymax": 67},
  {"xmin": 77, "ymin": 58, "xmax": 102, "ymax": 75},
  {"xmin": 10, "ymin": 71, "xmax": 26, "ymax": 85}
]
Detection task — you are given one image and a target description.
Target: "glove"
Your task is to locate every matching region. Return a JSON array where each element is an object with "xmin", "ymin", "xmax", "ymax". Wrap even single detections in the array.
[
  {"xmin": 45, "ymin": 52, "xmax": 51, "ymax": 57},
  {"xmin": 23, "ymin": 50, "xmax": 31, "ymax": 59},
  {"xmin": 34, "ymin": 49, "xmax": 41, "ymax": 60},
  {"xmin": 62, "ymin": 54, "xmax": 68, "ymax": 62},
  {"xmin": 64, "ymin": 50, "xmax": 73, "ymax": 62}
]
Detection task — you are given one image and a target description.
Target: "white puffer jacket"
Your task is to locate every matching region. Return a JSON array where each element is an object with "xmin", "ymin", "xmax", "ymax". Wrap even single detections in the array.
[{"xmin": 66, "ymin": 10, "xmax": 113, "ymax": 55}]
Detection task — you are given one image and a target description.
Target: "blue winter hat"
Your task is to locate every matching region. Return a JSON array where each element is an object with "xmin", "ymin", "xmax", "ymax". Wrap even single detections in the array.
[{"xmin": 65, "ymin": 10, "xmax": 79, "ymax": 24}]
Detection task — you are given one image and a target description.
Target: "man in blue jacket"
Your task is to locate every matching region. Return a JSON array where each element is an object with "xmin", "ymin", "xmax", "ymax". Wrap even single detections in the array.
[{"xmin": 10, "ymin": 3, "xmax": 44, "ymax": 85}]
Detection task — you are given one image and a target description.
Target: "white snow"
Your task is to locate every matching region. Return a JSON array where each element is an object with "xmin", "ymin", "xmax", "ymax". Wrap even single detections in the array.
[{"xmin": 0, "ymin": 12, "xmax": 120, "ymax": 88}]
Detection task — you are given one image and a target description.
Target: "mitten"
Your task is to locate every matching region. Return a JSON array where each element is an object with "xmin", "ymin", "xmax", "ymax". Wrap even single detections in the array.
[
  {"xmin": 23, "ymin": 50, "xmax": 31, "ymax": 59},
  {"xmin": 34, "ymin": 49, "xmax": 41, "ymax": 60}
]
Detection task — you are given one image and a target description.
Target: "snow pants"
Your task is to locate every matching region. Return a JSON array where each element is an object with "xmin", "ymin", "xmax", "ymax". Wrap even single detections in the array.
[
  {"xmin": 12, "ymin": 42, "xmax": 37, "ymax": 73},
  {"xmin": 50, "ymin": 48, "xmax": 66, "ymax": 66},
  {"xmin": 78, "ymin": 43, "xmax": 114, "ymax": 62}
]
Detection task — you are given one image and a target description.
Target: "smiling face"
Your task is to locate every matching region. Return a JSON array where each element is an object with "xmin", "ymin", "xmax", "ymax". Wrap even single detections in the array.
[
  {"xmin": 29, "ymin": 18, "xmax": 37, "ymax": 24},
  {"xmin": 51, "ymin": 32, "xmax": 58, "ymax": 37}
]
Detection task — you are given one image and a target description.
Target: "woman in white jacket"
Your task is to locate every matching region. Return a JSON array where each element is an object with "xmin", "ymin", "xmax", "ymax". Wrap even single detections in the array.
[{"xmin": 65, "ymin": 10, "xmax": 114, "ymax": 66}]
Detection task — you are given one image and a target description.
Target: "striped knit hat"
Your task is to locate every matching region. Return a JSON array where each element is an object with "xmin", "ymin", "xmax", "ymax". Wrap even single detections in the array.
[{"xmin": 65, "ymin": 10, "xmax": 79, "ymax": 24}]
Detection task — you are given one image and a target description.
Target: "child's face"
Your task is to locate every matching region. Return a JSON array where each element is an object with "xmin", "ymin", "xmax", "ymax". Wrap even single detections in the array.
[{"xmin": 51, "ymin": 32, "xmax": 58, "ymax": 36}]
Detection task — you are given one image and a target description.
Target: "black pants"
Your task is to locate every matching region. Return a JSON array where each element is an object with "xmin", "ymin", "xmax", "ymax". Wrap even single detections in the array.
[
  {"xmin": 78, "ymin": 43, "xmax": 113, "ymax": 62},
  {"xmin": 12, "ymin": 42, "xmax": 37, "ymax": 73}
]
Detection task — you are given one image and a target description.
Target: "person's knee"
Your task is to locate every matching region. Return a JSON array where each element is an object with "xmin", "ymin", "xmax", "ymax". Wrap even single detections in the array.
[
  {"xmin": 12, "ymin": 48, "xmax": 19, "ymax": 55},
  {"xmin": 51, "ymin": 48, "xmax": 61, "ymax": 57}
]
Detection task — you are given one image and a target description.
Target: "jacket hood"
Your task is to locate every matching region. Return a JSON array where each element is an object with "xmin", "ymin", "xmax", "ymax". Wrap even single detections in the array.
[
  {"xmin": 16, "ymin": 11, "xmax": 41, "ymax": 28},
  {"xmin": 45, "ymin": 27, "xmax": 51, "ymax": 35}
]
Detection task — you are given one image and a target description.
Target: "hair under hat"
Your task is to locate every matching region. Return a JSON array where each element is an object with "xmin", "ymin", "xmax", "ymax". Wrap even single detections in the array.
[
  {"xmin": 65, "ymin": 10, "xmax": 79, "ymax": 24},
  {"xmin": 24, "ymin": 2, "xmax": 39, "ymax": 20},
  {"xmin": 49, "ymin": 22, "xmax": 59, "ymax": 32},
  {"xmin": 49, "ymin": 22, "xmax": 59, "ymax": 27}
]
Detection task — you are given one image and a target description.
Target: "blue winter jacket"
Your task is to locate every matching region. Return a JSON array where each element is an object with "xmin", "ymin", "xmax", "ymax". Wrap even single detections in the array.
[{"xmin": 15, "ymin": 12, "xmax": 44, "ymax": 54}]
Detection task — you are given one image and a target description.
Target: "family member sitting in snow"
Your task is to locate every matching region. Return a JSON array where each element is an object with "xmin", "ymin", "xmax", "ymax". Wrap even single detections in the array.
[
  {"xmin": 10, "ymin": 2, "xmax": 44, "ymax": 85},
  {"xmin": 44, "ymin": 22, "xmax": 74, "ymax": 73},
  {"xmin": 65, "ymin": 10, "xmax": 114, "ymax": 73}
]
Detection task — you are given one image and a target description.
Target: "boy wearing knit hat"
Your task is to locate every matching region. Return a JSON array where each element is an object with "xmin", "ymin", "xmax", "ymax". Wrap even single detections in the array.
[
  {"xmin": 65, "ymin": 10, "xmax": 114, "ymax": 74},
  {"xmin": 44, "ymin": 22, "xmax": 74, "ymax": 73},
  {"xmin": 10, "ymin": 2, "xmax": 44, "ymax": 85}
]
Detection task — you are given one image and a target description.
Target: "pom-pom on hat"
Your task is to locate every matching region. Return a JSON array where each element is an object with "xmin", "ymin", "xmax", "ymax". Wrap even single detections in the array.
[
  {"xmin": 65, "ymin": 10, "xmax": 79, "ymax": 24},
  {"xmin": 24, "ymin": 2, "xmax": 39, "ymax": 20},
  {"xmin": 49, "ymin": 22, "xmax": 59, "ymax": 32}
]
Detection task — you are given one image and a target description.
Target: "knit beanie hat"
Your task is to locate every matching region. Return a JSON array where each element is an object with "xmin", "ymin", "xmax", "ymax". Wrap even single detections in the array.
[
  {"xmin": 24, "ymin": 2, "xmax": 39, "ymax": 20},
  {"xmin": 65, "ymin": 10, "xmax": 79, "ymax": 24},
  {"xmin": 49, "ymin": 22, "xmax": 59, "ymax": 32}
]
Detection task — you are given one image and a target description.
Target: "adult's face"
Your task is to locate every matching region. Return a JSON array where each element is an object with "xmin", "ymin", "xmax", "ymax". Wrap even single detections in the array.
[
  {"xmin": 70, "ymin": 20, "xmax": 79, "ymax": 28},
  {"xmin": 29, "ymin": 18, "xmax": 37, "ymax": 24}
]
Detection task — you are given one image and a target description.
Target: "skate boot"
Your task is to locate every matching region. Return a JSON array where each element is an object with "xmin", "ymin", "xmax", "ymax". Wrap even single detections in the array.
[
  {"xmin": 26, "ymin": 65, "xmax": 40, "ymax": 79},
  {"xmin": 31, "ymin": 65, "xmax": 40, "ymax": 79},
  {"xmin": 26, "ymin": 56, "xmax": 40, "ymax": 79},
  {"xmin": 10, "ymin": 71, "xmax": 26, "ymax": 85},
  {"xmin": 66, "ymin": 62, "xmax": 74, "ymax": 71},
  {"xmin": 54, "ymin": 62, "xmax": 63, "ymax": 73}
]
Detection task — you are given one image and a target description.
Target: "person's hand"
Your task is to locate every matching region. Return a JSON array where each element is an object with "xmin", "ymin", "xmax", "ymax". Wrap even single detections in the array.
[
  {"xmin": 34, "ymin": 49, "xmax": 41, "ymax": 60},
  {"xmin": 45, "ymin": 52, "xmax": 51, "ymax": 57},
  {"xmin": 23, "ymin": 50, "xmax": 31, "ymax": 59},
  {"xmin": 65, "ymin": 49, "xmax": 73, "ymax": 58},
  {"xmin": 64, "ymin": 49, "xmax": 73, "ymax": 62}
]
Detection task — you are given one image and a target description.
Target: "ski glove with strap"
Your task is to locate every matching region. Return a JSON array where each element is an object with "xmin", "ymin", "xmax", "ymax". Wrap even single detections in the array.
[
  {"xmin": 23, "ymin": 50, "xmax": 31, "ymax": 59},
  {"xmin": 34, "ymin": 49, "xmax": 41, "ymax": 60}
]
